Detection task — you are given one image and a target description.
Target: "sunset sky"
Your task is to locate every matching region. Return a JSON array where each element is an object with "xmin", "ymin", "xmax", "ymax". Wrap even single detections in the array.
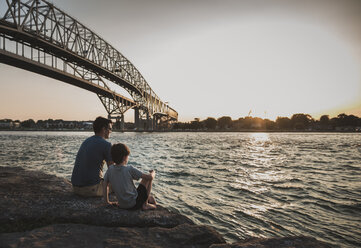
[{"xmin": 0, "ymin": 0, "xmax": 360, "ymax": 122}]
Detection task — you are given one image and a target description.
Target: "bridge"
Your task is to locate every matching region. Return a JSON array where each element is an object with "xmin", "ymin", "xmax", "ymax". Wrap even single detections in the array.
[{"xmin": 0, "ymin": 0, "xmax": 178, "ymax": 130}]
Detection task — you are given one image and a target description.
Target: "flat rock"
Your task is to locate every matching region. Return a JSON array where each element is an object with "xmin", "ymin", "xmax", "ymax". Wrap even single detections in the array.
[
  {"xmin": 209, "ymin": 236, "xmax": 333, "ymax": 248},
  {"xmin": 0, "ymin": 166, "xmax": 333, "ymax": 248},
  {"xmin": 0, "ymin": 166, "xmax": 194, "ymax": 232},
  {"xmin": 0, "ymin": 223, "xmax": 224, "ymax": 248}
]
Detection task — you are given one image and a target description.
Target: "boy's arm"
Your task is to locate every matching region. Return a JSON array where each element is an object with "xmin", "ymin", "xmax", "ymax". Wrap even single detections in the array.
[
  {"xmin": 103, "ymin": 180, "xmax": 117, "ymax": 206},
  {"xmin": 140, "ymin": 170, "xmax": 155, "ymax": 181}
]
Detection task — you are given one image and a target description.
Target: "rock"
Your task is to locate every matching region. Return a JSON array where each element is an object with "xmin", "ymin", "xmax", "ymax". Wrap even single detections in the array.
[
  {"xmin": 0, "ymin": 166, "xmax": 226, "ymax": 247},
  {"xmin": 209, "ymin": 236, "xmax": 333, "ymax": 248},
  {"xmin": 0, "ymin": 223, "xmax": 225, "ymax": 248},
  {"xmin": 0, "ymin": 166, "xmax": 195, "ymax": 232},
  {"xmin": 0, "ymin": 166, "xmax": 333, "ymax": 248}
]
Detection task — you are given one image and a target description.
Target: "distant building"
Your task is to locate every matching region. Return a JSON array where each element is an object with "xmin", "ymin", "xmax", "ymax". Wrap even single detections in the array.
[
  {"xmin": 82, "ymin": 122, "xmax": 93, "ymax": 130},
  {"xmin": 13, "ymin": 121, "xmax": 21, "ymax": 128},
  {"xmin": 335, "ymin": 126, "xmax": 356, "ymax": 132},
  {"xmin": 0, "ymin": 119, "xmax": 13, "ymax": 129}
]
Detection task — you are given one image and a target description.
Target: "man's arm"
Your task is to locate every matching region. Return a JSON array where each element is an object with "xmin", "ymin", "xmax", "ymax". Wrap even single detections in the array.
[
  {"xmin": 106, "ymin": 160, "xmax": 114, "ymax": 167},
  {"xmin": 105, "ymin": 142, "xmax": 113, "ymax": 167}
]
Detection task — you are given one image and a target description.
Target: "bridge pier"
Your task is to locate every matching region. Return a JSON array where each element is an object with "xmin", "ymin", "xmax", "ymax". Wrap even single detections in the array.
[
  {"xmin": 146, "ymin": 114, "xmax": 150, "ymax": 131},
  {"xmin": 134, "ymin": 108, "xmax": 140, "ymax": 130},
  {"xmin": 120, "ymin": 114, "xmax": 124, "ymax": 131},
  {"xmin": 147, "ymin": 114, "xmax": 154, "ymax": 131},
  {"xmin": 153, "ymin": 116, "xmax": 158, "ymax": 130},
  {"xmin": 134, "ymin": 109, "xmax": 157, "ymax": 131},
  {"xmin": 108, "ymin": 114, "xmax": 125, "ymax": 132},
  {"xmin": 152, "ymin": 115, "xmax": 157, "ymax": 131}
]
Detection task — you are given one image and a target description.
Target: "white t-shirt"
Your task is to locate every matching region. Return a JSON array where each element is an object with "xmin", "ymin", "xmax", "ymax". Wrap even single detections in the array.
[{"xmin": 104, "ymin": 164, "xmax": 143, "ymax": 209}]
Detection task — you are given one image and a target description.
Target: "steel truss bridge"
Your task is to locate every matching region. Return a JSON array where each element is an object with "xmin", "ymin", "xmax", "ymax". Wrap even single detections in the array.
[{"xmin": 0, "ymin": 0, "xmax": 177, "ymax": 130}]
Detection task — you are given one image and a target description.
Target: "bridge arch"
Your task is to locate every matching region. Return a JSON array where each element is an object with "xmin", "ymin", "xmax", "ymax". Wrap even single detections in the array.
[{"xmin": 0, "ymin": 0, "xmax": 177, "ymax": 129}]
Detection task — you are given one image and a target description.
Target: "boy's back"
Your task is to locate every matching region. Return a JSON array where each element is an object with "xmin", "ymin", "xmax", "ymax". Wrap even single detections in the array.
[{"xmin": 104, "ymin": 165, "xmax": 142, "ymax": 209}]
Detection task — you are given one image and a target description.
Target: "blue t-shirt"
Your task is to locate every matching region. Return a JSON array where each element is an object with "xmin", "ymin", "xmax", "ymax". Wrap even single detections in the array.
[{"xmin": 71, "ymin": 135, "xmax": 112, "ymax": 186}]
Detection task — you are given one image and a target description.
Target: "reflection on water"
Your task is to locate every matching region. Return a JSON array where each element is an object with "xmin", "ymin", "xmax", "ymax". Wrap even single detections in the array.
[{"xmin": 0, "ymin": 131, "xmax": 360, "ymax": 247}]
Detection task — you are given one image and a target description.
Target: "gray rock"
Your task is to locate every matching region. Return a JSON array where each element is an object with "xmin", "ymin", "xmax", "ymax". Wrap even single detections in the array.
[
  {"xmin": 0, "ymin": 166, "xmax": 333, "ymax": 248},
  {"xmin": 209, "ymin": 236, "xmax": 333, "ymax": 248},
  {"xmin": 0, "ymin": 166, "xmax": 194, "ymax": 232},
  {"xmin": 0, "ymin": 223, "xmax": 225, "ymax": 248}
]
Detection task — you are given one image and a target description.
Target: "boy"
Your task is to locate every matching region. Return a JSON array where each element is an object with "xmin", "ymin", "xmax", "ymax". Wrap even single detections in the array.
[{"xmin": 103, "ymin": 143, "xmax": 157, "ymax": 210}]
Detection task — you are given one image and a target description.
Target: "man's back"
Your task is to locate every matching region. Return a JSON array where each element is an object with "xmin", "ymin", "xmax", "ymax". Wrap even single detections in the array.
[{"xmin": 71, "ymin": 135, "xmax": 111, "ymax": 187}]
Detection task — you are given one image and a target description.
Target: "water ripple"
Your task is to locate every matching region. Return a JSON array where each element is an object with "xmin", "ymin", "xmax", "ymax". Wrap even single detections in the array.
[{"xmin": 0, "ymin": 131, "xmax": 360, "ymax": 247}]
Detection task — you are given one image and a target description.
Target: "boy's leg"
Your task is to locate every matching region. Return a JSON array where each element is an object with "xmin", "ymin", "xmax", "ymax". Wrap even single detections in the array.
[
  {"xmin": 142, "ymin": 179, "xmax": 157, "ymax": 210},
  {"xmin": 138, "ymin": 177, "xmax": 157, "ymax": 210},
  {"xmin": 148, "ymin": 195, "xmax": 156, "ymax": 204},
  {"xmin": 139, "ymin": 178, "xmax": 150, "ymax": 189},
  {"xmin": 139, "ymin": 177, "xmax": 153, "ymax": 200}
]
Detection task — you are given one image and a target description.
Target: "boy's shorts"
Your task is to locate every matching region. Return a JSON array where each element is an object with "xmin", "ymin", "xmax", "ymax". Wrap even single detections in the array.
[
  {"xmin": 72, "ymin": 180, "xmax": 104, "ymax": 197},
  {"xmin": 128, "ymin": 184, "xmax": 148, "ymax": 210}
]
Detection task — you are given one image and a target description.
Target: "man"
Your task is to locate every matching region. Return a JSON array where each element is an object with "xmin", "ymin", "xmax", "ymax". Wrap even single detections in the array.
[{"xmin": 71, "ymin": 116, "xmax": 113, "ymax": 197}]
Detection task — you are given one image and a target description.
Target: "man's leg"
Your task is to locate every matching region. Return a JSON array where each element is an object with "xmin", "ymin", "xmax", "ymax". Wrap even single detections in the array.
[{"xmin": 73, "ymin": 182, "xmax": 103, "ymax": 197}]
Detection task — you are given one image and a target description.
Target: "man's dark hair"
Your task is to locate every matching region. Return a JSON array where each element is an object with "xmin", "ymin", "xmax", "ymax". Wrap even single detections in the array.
[
  {"xmin": 111, "ymin": 143, "xmax": 130, "ymax": 164},
  {"xmin": 93, "ymin": 116, "xmax": 112, "ymax": 134}
]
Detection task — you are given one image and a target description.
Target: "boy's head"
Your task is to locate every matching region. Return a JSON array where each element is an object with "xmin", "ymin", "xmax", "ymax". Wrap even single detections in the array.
[{"xmin": 111, "ymin": 143, "xmax": 130, "ymax": 164}]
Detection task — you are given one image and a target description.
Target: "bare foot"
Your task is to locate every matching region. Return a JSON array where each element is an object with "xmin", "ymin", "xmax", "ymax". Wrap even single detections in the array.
[
  {"xmin": 148, "ymin": 195, "xmax": 157, "ymax": 205},
  {"xmin": 142, "ymin": 202, "xmax": 157, "ymax": 210}
]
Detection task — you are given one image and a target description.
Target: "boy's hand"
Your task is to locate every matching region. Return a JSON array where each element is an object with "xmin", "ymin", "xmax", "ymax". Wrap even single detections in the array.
[
  {"xmin": 149, "ymin": 170, "xmax": 156, "ymax": 179},
  {"xmin": 104, "ymin": 197, "xmax": 118, "ymax": 206},
  {"xmin": 106, "ymin": 201, "xmax": 118, "ymax": 207}
]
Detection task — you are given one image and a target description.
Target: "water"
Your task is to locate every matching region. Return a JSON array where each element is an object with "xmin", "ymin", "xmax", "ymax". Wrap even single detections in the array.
[{"xmin": 0, "ymin": 131, "xmax": 360, "ymax": 247}]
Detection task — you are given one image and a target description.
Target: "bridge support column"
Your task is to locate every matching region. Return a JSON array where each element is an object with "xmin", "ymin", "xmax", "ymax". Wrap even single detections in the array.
[
  {"xmin": 153, "ymin": 116, "xmax": 158, "ymax": 130},
  {"xmin": 120, "ymin": 114, "xmax": 124, "ymax": 131},
  {"xmin": 107, "ymin": 115, "xmax": 124, "ymax": 131},
  {"xmin": 134, "ymin": 108, "xmax": 140, "ymax": 130},
  {"xmin": 141, "ymin": 119, "xmax": 146, "ymax": 131},
  {"xmin": 151, "ymin": 116, "xmax": 155, "ymax": 131},
  {"xmin": 146, "ymin": 114, "xmax": 153, "ymax": 131}
]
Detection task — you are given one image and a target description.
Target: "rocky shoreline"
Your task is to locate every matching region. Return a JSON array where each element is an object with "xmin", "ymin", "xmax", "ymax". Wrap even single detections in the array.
[{"xmin": 0, "ymin": 166, "xmax": 333, "ymax": 247}]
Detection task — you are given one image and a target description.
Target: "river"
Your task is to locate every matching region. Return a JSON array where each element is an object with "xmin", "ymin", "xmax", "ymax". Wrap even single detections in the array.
[{"xmin": 0, "ymin": 131, "xmax": 360, "ymax": 247}]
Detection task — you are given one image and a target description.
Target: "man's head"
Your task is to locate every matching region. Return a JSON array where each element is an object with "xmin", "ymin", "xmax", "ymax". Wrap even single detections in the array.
[
  {"xmin": 93, "ymin": 116, "xmax": 112, "ymax": 139},
  {"xmin": 111, "ymin": 143, "xmax": 130, "ymax": 165}
]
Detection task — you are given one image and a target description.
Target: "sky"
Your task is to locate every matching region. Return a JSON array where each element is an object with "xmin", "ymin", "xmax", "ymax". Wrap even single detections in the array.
[{"xmin": 0, "ymin": 0, "xmax": 360, "ymax": 122}]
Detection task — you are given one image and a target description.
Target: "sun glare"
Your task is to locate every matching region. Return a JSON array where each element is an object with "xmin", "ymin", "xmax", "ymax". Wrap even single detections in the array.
[
  {"xmin": 234, "ymin": 17, "xmax": 361, "ymax": 119},
  {"xmin": 250, "ymin": 133, "xmax": 270, "ymax": 143},
  {"xmin": 186, "ymin": 13, "xmax": 361, "ymax": 121}
]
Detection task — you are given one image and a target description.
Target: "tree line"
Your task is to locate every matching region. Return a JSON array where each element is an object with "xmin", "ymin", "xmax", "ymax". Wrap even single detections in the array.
[{"xmin": 173, "ymin": 113, "xmax": 361, "ymax": 131}]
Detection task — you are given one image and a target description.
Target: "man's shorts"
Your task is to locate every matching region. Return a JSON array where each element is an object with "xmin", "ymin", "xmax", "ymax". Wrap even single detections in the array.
[
  {"xmin": 128, "ymin": 184, "xmax": 148, "ymax": 210},
  {"xmin": 72, "ymin": 180, "xmax": 104, "ymax": 197}
]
